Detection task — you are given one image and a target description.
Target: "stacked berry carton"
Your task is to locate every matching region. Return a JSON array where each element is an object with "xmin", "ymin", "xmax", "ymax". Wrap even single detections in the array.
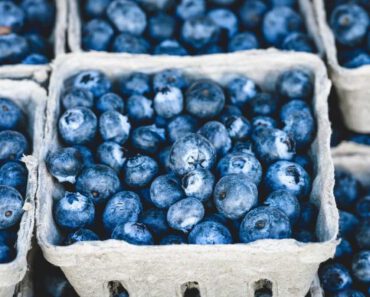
[
  {"xmin": 67, "ymin": 0, "xmax": 324, "ymax": 56},
  {"xmin": 0, "ymin": 0, "xmax": 68, "ymax": 84},
  {"xmin": 314, "ymin": 0, "xmax": 370, "ymax": 133},
  {"xmin": 37, "ymin": 51, "xmax": 338, "ymax": 297},
  {"xmin": 0, "ymin": 80, "xmax": 47, "ymax": 297}
]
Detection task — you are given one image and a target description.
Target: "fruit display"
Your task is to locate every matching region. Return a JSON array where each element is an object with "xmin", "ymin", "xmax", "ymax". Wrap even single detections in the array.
[{"xmin": 79, "ymin": 0, "xmax": 317, "ymax": 55}]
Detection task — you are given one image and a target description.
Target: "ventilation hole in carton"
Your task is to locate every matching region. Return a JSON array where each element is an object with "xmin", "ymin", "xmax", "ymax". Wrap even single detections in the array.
[
  {"xmin": 254, "ymin": 279, "xmax": 272, "ymax": 297},
  {"xmin": 108, "ymin": 281, "xmax": 129, "ymax": 297},
  {"xmin": 181, "ymin": 281, "xmax": 201, "ymax": 297}
]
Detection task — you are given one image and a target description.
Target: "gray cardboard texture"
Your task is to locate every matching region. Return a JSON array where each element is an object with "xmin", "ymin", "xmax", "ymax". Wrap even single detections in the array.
[
  {"xmin": 313, "ymin": 0, "xmax": 370, "ymax": 133},
  {"xmin": 0, "ymin": 80, "xmax": 47, "ymax": 297},
  {"xmin": 37, "ymin": 51, "xmax": 338, "ymax": 297}
]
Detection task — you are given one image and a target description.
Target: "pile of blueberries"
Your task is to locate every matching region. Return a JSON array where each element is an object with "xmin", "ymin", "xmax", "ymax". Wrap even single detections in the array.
[
  {"xmin": 0, "ymin": 98, "xmax": 30, "ymax": 263},
  {"xmin": 327, "ymin": 1, "xmax": 370, "ymax": 68},
  {"xmin": 46, "ymin": 67, "xmax": 319, "ymax": 246},
  {"xmin": 319, "ymin": 168, "xmax": 369, "ymax": 297},
  {"xmin": 0, "ymin": 0, "xmax": 55, "ymax": 66},
  {"xmin": 81, "ymin": 0, "xmax": 317, "ymax": 55}
]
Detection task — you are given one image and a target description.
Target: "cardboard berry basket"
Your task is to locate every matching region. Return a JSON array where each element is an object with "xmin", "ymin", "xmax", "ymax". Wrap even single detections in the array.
[
  {"xmin": 311, "ymin": 142, "xmax": 370, "ymax": 297},
  {"xmin": 313, "ymin": 0, "xmax": 370, "ymax": 134},
  {"xmin": 0, "ymin": 80, "xmax": 47, "ymax": 297},
  {"xmin": 37, "ymin": 51, "xmax": 338, "ymax": 297},
  {"xmin": 0, "ymin": 0, "xmax": 68, "ymax": 84},
  {"xmin": 68, "ymin": 0, "xmax": 324, "ymax": 56}
]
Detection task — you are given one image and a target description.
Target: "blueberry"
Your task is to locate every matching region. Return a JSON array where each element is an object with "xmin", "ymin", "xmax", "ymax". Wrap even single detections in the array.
[
  {"xmin": 0, "ymin": 98, "xmax": 24, "ymax": 131},
  {"xmin": 198, "ymin": 121, "xmax": 231, "ymax": 157},
  {"xmin": 224, "ymin": 115, "xmax": 251, "ymax": 141},
  {"xmin": 167, "ymin": 115, "xmax": 198, "ymax": 143},
  {"xmin": 248, "ymin": 92, "xmax": 278, "ymax": 117},
  {"xmin": 182, "ymin": 16, "xmax": 220, "ymax": 50},
  {"xmin": 72, "ymin": 70, "xmax": 112, "ymax": 99},
  {"xmin": 334, "ymin": 169, "xmax": 360, "ymax": 209},
  {"xmin": 120, "ymin": 73, "xmax": 151, "ymax": 97},
  {"xmin": 170, "ymin": 133, "xmax": 216, "ymax": 176},
  {"xmin": 330, "ymin": 4, "xmax": 369, "ymax": 46},
  {"xmin": 217, "ymin": 152, "xmax": 262, "ymax": 185},
  {"xmin": 297, "ymin": 201, "xmax": 318, "ymax": 231},
  {"xmin": 99, "ymin": 111, "xmax": 130, "ymax": 145},
  {"xmin": 53, "ymin": 192, "xmax": 95, "ymax": 231},
  {"xmin": 0, "ymin": 34, "xmax": 29, "ymax": 65},
  {"xmin": 82, "ymin": 19, "xmax": 114, "ymax": 52},
  {"xmin": 263, "ymin": 7, "xmax": 303, "ymax": 46},
  {"xmin": 188, "ymin": 221, "xmax": 233, "ymax": 244},
  {"xmin": 111, "ymin": 222, "xmax": 154, "ymax": 245},
  {"xmin": 126, "ymin": 95, "xmax": 154, "ymax": 123},
  {"xmin": 76, "ymin": 164, "xmax": 120, "ymax": 204},
  {"xmin": 0, "ymin": 243, "xmax": 13, "ymax": 263},
  {"xmin": 148, "ymin": 14, "xmax": 176, "ymax": 41},
  {"xmin": 64, "ymin": 228, "xmax": 99, "ymax": 245},
  {"xmin": 339, "ymin": 210, "xmax": 359, "ymax": 238},
  {"xmin": 228, "ymin": 32, "xmax": 259, "ymax": 52},
  {"xmin": 186, "ymin": 80, "xmax": 225, "ymax": 119},
  {"xmin": 139, "ymin": 208, "xmax": 169, "ymax": 238},
  {"xmin": 352, "ymin": 251, "xmax": 370, "ymax": 283},
  {"xmin": 177, "ymin": 0, "xmax": 205, "ymax": 21},
  {"xmin": 319, "ymin": 262, "xmax": 353, "ymax": 293},
  {"xmin": 210, "ymin": 0, "xmax": 236, "ymax": 4},
  {"xmin": 123, "ymin": 155, "xmax": 158, "ymax": 188},
  {"xmin": 150, "ymin": 174, "xmax": 184, "ymax": 208},
  {"xmin": 264, "ymin": 161, "xmax": 311, "ymax": 197},
  {"xmin": 276, "ymin": 68, "xmax": 313, "ymax": 100},
  {"xmin": 208, "ymin": 9, "xmax": 238, "ymax": 38},
  {"xmin": 103, "ymin": 191, "xmax": 142, "ymax": 235},
  {"xmin": 96, "ymin": 93, "xmax": 124, "ymax": 114},
  {"xmin": 0, "ymin": 229, "xmax": 16, "ymax": 246},
  {"xmin": 0, "ymin": 130, "xmax": 29, "ymax": 162},
  {"xmin": 167, "ymin": 197, "xmax": 205, "ymax": 232},
  {"xmin": 282, "ymin": 32, "xmax": 315, "ymax": 53},
  {"xmin": 293, "ymin": 154, "xmax": 311, "ymax": 173},
  {"xmin": 280, "ymin": 100, "xmax": 315, "ymax": 149},
  {"xmin": 0, "ymin": 186, "xmax": 24, "ymax": 229},
  {"xmin": 25, "ymin": 33, "xmax": 50, "ymax": 56},
  {"xmin": 21, "ymin": 0, "xmax": 56, "ymax": 35},
  {"xmin": 131, "ymin": 125, "xmax": 165, "ymax": 154},
  {"xmin": 21, "ymin": 53, "xmax": 48, "ymax": 65},
  {"xmin": 330, "ymin": 289, "xmax": 366, "ymax": 297},
  {"xmin": 158, "ymin": 146, "xmax": 171, "ymax": 172},
  {"xmin": 153, "ymin": 69, "xmax": 188, "ymax": 92},
  {"xmin": 239, "ymin": 206, "xmax": 292, "ymax": 243},
  {"xmin": 181, "ymin": 169, "xmax": 214, "ymax": 202},
  {"xmin": 356, "ymin": 195, "xmax": 370, "ymax": 219},
  {"xmin": 335, "ymin": 239, "xmax": 353, "ymax": 258},
  {"xmin": 59, "ymin": 107, "xmax": 97, "ymax": 145},
  {"xmin": 294, "ymin": 229, "xmax": 316, "ymax": 243},
  {"xmin": 356, "ymin": 219, "xmax": 370, "ymax": 249},
  {"xmin": 46, "ymin": 147, "xmax": 83, "ymax": 184},
  {"xmin": 214, "ymin": 174, "xmax": 258, "ymax": 220},
  {"xmin": 226, "ymin": 76, "xmax": 258, "ymax": 108},
  {"xmin": 84, "ymin": 0, "xmax": 110, "ymax": 18},
  {"xmin": 160, "ymin": 233, "xmax": 186, "ymax": 245},
  {"xmin": 269, "ymin": 0, "xmax": 297, "ymax": 6},
  {"xmin": 74, "ymin": 145, "xmax": 94, "ymax": 167},
  {"xmin": 154, "ymin": 40, "xmax": 188, "ymax": 56},
  {"xmin": 343, "ymin": 50, "xmax": 370, "ymax": 68},
  {"xmin": 97, "ymin": 141, "xmax": 126, "ymax": 172},
  {"xmin": 264, "ymin": 190, "xmax": 300, "ymax": 225},
  {"xmin": 154, "ymin": 87, "xmax": 183, "ymax": 118},
  {"xmin": 219, "ymin": 104, "xmax": 243, "ymax": 123},
  {"xmin": 349, "ymin": 133, "xmax": 370, "ymax": 145},
  {"xmin": 231, "ymin": 141, "xmax": 254, "ymax": 155},
  {"xmin": 251, "ymin": 116, "xmax": 277, "ymax": 130},
  {"xmin": 61, "ymin": 88, "xmax": 94, "ymax": 110},
  {"xmin": 0, "ymin": 2, "xmax": 25, "ymax": 33},
  {"xmin": 239, "ymin": 0, "xmax": 268, "ymax": 30},
  {"xmin": 136, "ymin": 0, "xmax": 174, "ymax": 12},
  {"xmin": 107, "ymin": 0, "xmax": 147, "ymax": 35},
  {"xmin": 252, "ymin": 127, "xmax": 295, "ymax": 164},
  {"xmin": 112, "ymin": 32, "xmax": 150, "ymax": 54},
  {"xmin": 0, "ymin": 161, "xmax": 27, "ymax": 196}
]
